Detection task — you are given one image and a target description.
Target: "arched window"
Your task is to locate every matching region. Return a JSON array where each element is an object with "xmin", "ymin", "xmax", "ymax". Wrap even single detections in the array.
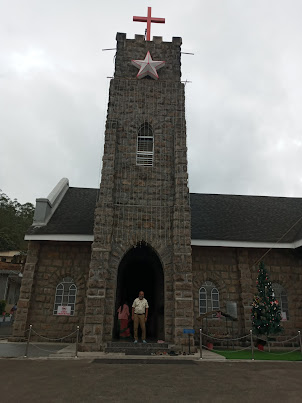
[
  {"xmin": 136, "ymin": 123, "xmax": 154, "ymax": 166},
  {"xmin": 272, "ymin": 283, "xmax": 289, "ymax": 320},
  {"xmin": 53, "ymin": 277, "xmax": 77, "ymax": 316},
  {"xmin": 199, "ymin": 281, "xmax": 220, "ymax": 316}
]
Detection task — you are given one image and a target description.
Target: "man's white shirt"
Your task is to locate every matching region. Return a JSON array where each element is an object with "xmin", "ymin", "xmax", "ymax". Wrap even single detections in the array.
[{"xmin": 132, "ymin": 298, "xmax": 149, "ymax": 314}]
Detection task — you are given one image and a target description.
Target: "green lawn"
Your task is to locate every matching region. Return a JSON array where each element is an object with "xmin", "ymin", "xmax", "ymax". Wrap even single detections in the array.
[{"xmin": 214, "ymin": 349, "xmax": 302, "ymax": 361}]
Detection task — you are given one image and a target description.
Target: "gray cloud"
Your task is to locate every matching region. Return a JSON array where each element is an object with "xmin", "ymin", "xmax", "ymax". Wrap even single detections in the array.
[{"xmin": 1, "ymin": 0, "xmax": 302, "ymax": 204}]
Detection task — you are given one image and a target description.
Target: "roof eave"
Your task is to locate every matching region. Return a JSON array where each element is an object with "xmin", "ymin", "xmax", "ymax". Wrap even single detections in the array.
[{"xmin": 24, "ymin": 235, "xmax": 302, "ymax": 249}]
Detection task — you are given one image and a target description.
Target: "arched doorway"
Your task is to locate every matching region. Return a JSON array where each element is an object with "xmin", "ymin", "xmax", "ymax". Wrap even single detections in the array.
[{"xmin": 114, "ymin": 242, "xmax": 164, "ymax": 341}]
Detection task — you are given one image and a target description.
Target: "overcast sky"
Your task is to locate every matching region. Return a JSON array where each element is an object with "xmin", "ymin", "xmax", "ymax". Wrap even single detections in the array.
[{"xmin": 1, "ymin": 0, "xmax": 302, "ymax": 204}]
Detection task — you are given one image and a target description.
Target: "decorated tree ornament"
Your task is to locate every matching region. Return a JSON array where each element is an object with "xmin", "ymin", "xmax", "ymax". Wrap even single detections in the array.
[
  {"xmin": 251, "ymin": 261, "xmax": 283, "ymax": 339},
  {"xmin": 131, "ymin": 51, "xmax": 165, "ymax": 80}
]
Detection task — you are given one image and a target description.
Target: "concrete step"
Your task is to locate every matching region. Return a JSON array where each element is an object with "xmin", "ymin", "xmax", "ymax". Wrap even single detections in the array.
[
  {"xmin": 106, "ymin": 342, "xmax": 169, "ymax": 349},
  {"xmin": 105, "ymin": 347, "xmax": 170, "ymax": 354},
  {"xmin": 105, "ymin": 342, "xmax": 170, "ymax": 355},
  {"xmin": 125, "ymin": 349, "xmax": 171, "ymax": 356}
]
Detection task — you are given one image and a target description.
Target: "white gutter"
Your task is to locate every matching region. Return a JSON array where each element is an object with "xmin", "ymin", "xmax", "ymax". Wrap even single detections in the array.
[
  {"xmin": 191, "ymin": 238, "xmax": 302, "ymax": 249},
  {"xmin": 24, "ymin": 234, "xmax": 94, "ymax": 242}
]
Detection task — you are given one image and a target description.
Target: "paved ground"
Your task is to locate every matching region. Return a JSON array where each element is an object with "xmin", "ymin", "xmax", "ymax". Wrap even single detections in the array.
[
  {"xmin": 0, "ymin": 341, "xmax": 71, "ymax": 357},
  {"xmin": 0, "ymin": 337, "xmax": 223, "ymax": 360},
  {"xmin": 0, "ymin": 322, "xmax": 12, "ymax": 337},
  {"xmin": 0, "ymin": 334, "xmax": 300, "ymax": 402},
  {"xmin": 0, "ymin": 359, "xmax": 301, "ymax": 402}
]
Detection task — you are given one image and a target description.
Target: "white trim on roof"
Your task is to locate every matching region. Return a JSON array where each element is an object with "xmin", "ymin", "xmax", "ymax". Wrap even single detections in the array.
[
  {"xmin": 24, "ymin": 235, "xmax": 302, "ymax": 249},
  {"xmin": 191, "ymin": 239, "xmax": 302, "ymax": 249},
  {"xmin": 33, "ymin": 178, "xmax": 69, "ymax": 226},
  {"xmin": 24, "ymin": 234, "xmax": 94, "ymax": 242}
]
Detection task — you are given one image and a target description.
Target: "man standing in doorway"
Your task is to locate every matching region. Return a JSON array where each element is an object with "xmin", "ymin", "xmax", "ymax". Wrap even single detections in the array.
[{"xmin": 132, "ymin": 291, "xmax": 149, "ymax": 343}]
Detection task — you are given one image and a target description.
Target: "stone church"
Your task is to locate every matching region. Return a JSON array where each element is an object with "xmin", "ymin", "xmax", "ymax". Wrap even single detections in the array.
[{"xmin": 12, "ymin": 24, "xmax": 302, "ymax": 350}]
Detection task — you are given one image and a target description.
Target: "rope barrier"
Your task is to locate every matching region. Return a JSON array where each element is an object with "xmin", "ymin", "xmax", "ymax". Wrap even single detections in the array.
[
  {"xmin": 255, "ymin": 335, "xmax": 298, "ymax": 344},
  {"xmin": 31, "ymin": 328, "xmax": 77, "ymax": 341},
  {"xmin": 202, "ymin": 331, "xmax": 299, "ymax": 345},
  {"xmin": 199, "ymin": 328, "xmax": 302, "ymax": 361},
  {"xmin": 257, "ymin": 347, "xmax": 301, "ymax": 356},
  {"xmin": 24, "ymin": 325, "xmax": 80, "ymax": 358},
  {"xmin": 202, "ymin": 344, "xmax": 252, "ymax": 354},
  {"xmin": 28, "ymin": 343, "xmax": 63, "ymax": 354},
  {"xmin": 201, "ymin": 332, "xmax": 250, "ymax": 341},
  {"xmin": 204, "ymin": 345, "xmax": 300, "ymax": 357}
]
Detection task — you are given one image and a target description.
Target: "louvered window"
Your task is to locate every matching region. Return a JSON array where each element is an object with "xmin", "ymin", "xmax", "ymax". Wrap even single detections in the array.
[{"xmin": 136, "ymin": 123, "xmax": 153, "ymax": 166}]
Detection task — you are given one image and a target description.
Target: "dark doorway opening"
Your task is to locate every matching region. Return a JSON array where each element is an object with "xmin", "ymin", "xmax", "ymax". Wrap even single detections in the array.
[{"xmin": 114, "ymin": 242, "xmax": 164, "ymax": 341}]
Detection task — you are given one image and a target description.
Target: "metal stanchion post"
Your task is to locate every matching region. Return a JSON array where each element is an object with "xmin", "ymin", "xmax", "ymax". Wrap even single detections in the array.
[
  {"xmin": 298, "ymin": 331, "xmax": 302, "ymax": 356},
  {"xmin": 188, "ymin": 333, "xmax": 191, "ymax": 355},
  {"xmin": 24, "ymin": 324, "xmax": 32, "ymax": 358},
  {"xmin": 75, "ymin": 326, "xmax": 80, "ymax": 358},
  {"xmin": 199, "ymin": 328, "xmax": 202, "ymax": 360},
  {"xmin": 250, "ymin": 330, "xmax": 254, "ymax": 361}
]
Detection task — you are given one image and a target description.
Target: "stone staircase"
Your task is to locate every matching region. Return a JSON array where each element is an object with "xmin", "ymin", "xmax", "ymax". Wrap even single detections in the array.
[{"xmin": 105, "ymin": 341, "xmax": 171, "ymax": 356}]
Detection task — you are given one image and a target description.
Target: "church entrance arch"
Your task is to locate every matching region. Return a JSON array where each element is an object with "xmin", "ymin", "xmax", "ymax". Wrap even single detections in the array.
[{"xmin": 114, "ymin": 242, "xmax": 164, "ymax": 341}]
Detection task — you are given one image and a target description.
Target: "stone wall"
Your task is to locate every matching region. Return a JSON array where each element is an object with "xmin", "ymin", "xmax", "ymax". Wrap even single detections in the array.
[
  {"xmin": 114, "ymin": 33, "xmax": 182, "ymax": 81},
  {"xmin": 13, "ymin": 240, "xmax": 302, "ymax": 344},
  {"xmin": 13, "ymin": 241, "xmax": 91, "ymax": 340},
  {"xmin": 192, "ymin": 246, "xmax": 302, "ymax": 340},
  {"xmin": 192, "ymin": 246, "xmax": 242, "ymax": 341},
  {"xmin": 83, "ymin": 33, "xmax": 193, "ymax": 351}
]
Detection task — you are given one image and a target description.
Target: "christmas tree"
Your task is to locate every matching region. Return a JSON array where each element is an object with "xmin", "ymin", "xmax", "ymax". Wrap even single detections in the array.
[{"xmin": 251, "ymin": 261, "xmax": 283, "ymax": 339}]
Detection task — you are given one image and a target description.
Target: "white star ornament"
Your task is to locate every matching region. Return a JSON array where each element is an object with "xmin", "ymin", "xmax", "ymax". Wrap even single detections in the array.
[{"xmin": 131, "ymin": 51, "xmax": 165, "ymax": 80}]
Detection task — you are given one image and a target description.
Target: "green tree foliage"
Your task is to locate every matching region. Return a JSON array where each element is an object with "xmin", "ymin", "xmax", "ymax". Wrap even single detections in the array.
[
  {"xmin": 0, "ymin": 191, "xmax": 35, "ymax": 252},
  {"xmin": 251, "ymin": 261, "xmax": 283, "ymax": 338}
]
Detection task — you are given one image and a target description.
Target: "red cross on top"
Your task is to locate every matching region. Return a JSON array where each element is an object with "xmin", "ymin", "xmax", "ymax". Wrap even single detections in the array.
[{"xmin": 133, "ymin": 7, "xmax": 165, "ymax": 41}]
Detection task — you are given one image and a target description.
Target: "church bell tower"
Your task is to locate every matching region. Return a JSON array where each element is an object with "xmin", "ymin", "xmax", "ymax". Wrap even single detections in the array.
[{"xmin": 82, "ymin": 9, "xmax": 193, "ymax": 351}]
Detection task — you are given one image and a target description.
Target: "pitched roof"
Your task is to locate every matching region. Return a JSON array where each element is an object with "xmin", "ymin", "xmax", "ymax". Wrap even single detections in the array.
[
  {"xmin": 26, "ymin": 187, "xmax": 99, "ymax": 236},
  {"xmin": 190, "ymin": 193, "xmax": 302, "ymax": 244},
  {"xmin": 26, "ymin": 188, "xmax": 302, "ymax": 245}
]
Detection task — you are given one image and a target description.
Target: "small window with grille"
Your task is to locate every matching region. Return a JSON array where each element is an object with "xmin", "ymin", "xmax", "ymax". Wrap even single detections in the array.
[
  {"xmin": 199, "ymin": 281, "xmax": 220, "ymax": 316},
  {"xmin": 53, "ymin": 277, "xmax": 77, "ymax": 316},
  {"xmin": 136, "ymin": 123, "xmax": 153, "ymax": 166}
]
